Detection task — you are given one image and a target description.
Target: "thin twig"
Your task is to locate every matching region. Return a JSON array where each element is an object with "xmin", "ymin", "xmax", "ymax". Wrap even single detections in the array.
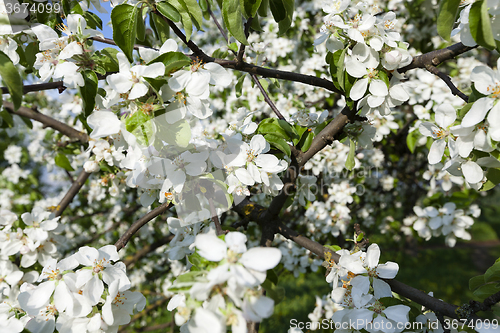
[
  {"xmin": 115, "ymin": 202, "xmax": 173, "ymax": 251},
  {"xmin": 250, "ymin": 74, "xmax": 285, "ymax": 120},
  {"xmin": 207, "ymin": 1, "xmax": 229, "ymax": 44},
  {"xmin": 425, "ymin": 64, "xmax": 469, "ymax": 102},
  {"xmin": 54, "ymin": 170, "xmax": 91, "ymax": 217}
]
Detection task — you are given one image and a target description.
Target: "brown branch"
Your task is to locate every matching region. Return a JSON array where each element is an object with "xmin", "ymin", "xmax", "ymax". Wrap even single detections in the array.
[
  {"xmin": 250, "ymin": 74, "xmax": 285, "ymax": 120},
  {"xmin": 1, "ymin": 73, "xmax": 110, "ymax": 96},
  {"xmin": 1, "ymin": 81, "xmax": 63, "ymax": 95},
  {"xmin": 54, "ymin": 170, "xmax": 91, "ymax": 217},
  {"xmin": 3, "ymin": 101, "xmax": 89, "ymax": 143},
  {"xmin": 425, "ymin": 64, "xmax": 469, "ymax": 102},
  {"xmin": 115, "ymin": 202, "xmax": 173, "ymax": 251},
  {"xmin": 399, "ymin": 42, "xmax": 476, "ymax": 73}
]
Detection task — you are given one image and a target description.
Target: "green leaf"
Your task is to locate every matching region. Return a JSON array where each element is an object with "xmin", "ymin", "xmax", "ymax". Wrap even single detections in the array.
[
  {"xmin": 267, "ymin": 269, "xmax": 279, "ymax": 285},
  {"xmin": 55, "ymin": 153, "xmax": 75, "ymax": 171},
  {"xmin": 278, "ymin": 119, "xmax": 298, "ymax": 140},
  {"xmin": 257, "ymin": 118, "xmax": 289, "ymax": 140},
  {"xmin": 82, "ymin": 11, "xmax": 103, "ymax": 30},
  {"xmin": 149, "ymin": 51, "xmax": 191, "ymax": 74},
  {"xmin": 157, "ymin": 1, "xmax": 181, "ymax": 22},
  {"xmin": 169, "ymin": 0, "xmax": 194, "ymax": 41},
  {"xmin": 95, "ymin": 48, "xmax": 120, "ymax": 73},
  {"xmin": 80, "ymin": 70, "xmax": 98, "ymax": 117},
  {"xmin": 480, "ymin": 168, "xmax": 500, "ymax": 191},
  {"xmin": 111, "ymin": 4, "xmax": 139, "ymax": 62},
  {"xmin": 458, "ymin": 102, "xmax": 473, "ymax": 119},
  {"xmin": 228, "ymin": 42, "xmax": 239, "ymax": 53},
  {"xmin": 269, "ymin": 0, "xmax": 285, "ymax": 21},
  {"xmin": 199, "ymin": 0, "xmax": 208, "ymax": 11},
  {"xmin": 222, "ymin": 0, "xmax": 248, "ymax": 45},
  {"xmin": 258, "ymin": 0, "xmax": 268, "ymax": 16},
  {"xmin": 345, "ymin": 138, "xmax": 356, "ymax": 171},
  {"xmin": 437, "ymin": 0, "xmax": 461, "ymax": 41},
  {"xmin": 151, "ymin": 12, "xmax": 171, "ymax": 44},
  {"xmin": 356, "ymin": 232, "xmax": 364, "ymax": 242},
  {"xmin": 136, "ymin": 7, "xmax": 146, "ymax": 41},
  {"xmin": 406, "ymin": 130, "xmax": 420, "ymax": 154},
  {"xmin": 473, "ymin": 282, "xmax": 500, "ymax": 301},
  {"xmin": 325, "ymin": 244, "xmax": 342, "ymax": 252},
  {"xmin": 378, "ymin": 69, "xmax": 390, "ymax": 87},
  {"xmin": 242, "ymin": 0, "xmax": 262, "ymax": 17},
  {"xmin": 235, "ymin": 74, "xmax": 246, "ymax": 97},
  {"xmin": 126, "ymin": 110, "xmax": 151, "ymax": 133},
  {"xmin": 277, "ymin": 0, "xmax": 293, "ymax": 35},
  {"xmin": 300, "ymin": 131, "xmax": 314, "ymax": 152},
  {"xmin": 0, "ymin": 51, "xmax": 23, "ymax": 111},
  {"xmin": 264, "ymin": 133, "xmax": 291, "ymax": 156},
  {"xmin": 485, "ymin": 262, "xmax": 500, "ymax": 282},
  {"xmin": 337, "ymin": 47, "xmax": 347, "ymax": 91},
  {"xmin": 469, "ymin": 0, "xmax": 496, "ymax": 50},
  {"xmin": 183, "ymin": 0, "xmax": 204, "ymax": 30},
  {"xmin": 0, "ymin": 109, "xmax": 14, "ymax": 127}
]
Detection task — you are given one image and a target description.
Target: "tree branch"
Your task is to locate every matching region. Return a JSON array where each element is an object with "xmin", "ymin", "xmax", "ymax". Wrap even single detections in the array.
[
  {"xmin": 3, "ymin": 101, "xmax": 89, "ymax": 143},
  {"xmin": 53, "ymin": 169, "xmax": 90, "ymax": 217},
  {"xmin": 425, "ymin": 64, "xmax": 469, "ymax": 102},
  {"xmin": 115, "ymin": 202, "xmax": 173, "ymax": 251},
  {"xmin": 250, "ymin": 74, "xmax": 286, "ymax": 120},
  {"xmin": 398, "ymin": 42, "xmax": 476, "ymax": 73}
]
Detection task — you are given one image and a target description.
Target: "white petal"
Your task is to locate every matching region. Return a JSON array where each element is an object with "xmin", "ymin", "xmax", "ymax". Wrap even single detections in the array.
[
  {"xmin": 240, "ymin": 247, "xmax": 282, "ymax": 271},
  {"xmin": 350, "ymin": 78, "xmax": 369, "ymax": 101},
  {"xmin": 195, "ymin": 233, "xmax": 227, "ymax": 261},
  {"xmin": 435, "ymin": 104, "xmax": 456, "ymax": 128},
  {"xmin": 376, "ymin": 261, "xmax": 399, "ymax": 279},
  {"xmin": 462, "ymin": 97, "xmax": 493, "ymax": 127},
  {"xmin": 428, "ymin": 139, "xmax": 446, "ymax": 164},
  {"xmin": 462, "ymin": 160, "xmax": 483, "ymax": 184}
]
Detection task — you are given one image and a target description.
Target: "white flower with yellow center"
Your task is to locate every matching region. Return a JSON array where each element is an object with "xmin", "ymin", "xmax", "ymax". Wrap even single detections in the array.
[{"xmin": 419, "ymin": 104, "xmax": 458, "ymax": 165}]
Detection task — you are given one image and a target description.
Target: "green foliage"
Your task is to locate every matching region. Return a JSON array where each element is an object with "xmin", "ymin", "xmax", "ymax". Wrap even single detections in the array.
[
  {"xmin": 0, "ymin": 51, "xmax": 23, "ymax": 111},
  {"xmin": 80, "ymin": 70, "xmax": 98, "ymax": 117},
  {"xmin": 156, "ymin": 1, "xmax": 181, "ymax": 22},
  {"xmin": 111, "ymin": 4, "xmax": 139, "ymax": 62},
  {"xmin": 469, "ymin": 0, "xmax": 496, "ymax": 50},
  {"xmin": 437, "ymin": 0, "xmax": 461, "ymax": 41},
  {"xmin": 222, "ymin": 0, "xmax": 248, "ymax": 45},
  {"xmin": 149, "ymin": 51, "xmax": 191, "ymax": 74}
]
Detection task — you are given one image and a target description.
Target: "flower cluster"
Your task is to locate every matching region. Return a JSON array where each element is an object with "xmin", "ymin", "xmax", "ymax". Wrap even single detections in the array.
[
  {"xmin": 407, "ymin": 202, "xmax": 480, "ymax": 247},
  {"xmin": 32, "ymin": 14, "xmax": 103, "ymax": 88},
  {"xmin": 323, "ymin": 243, "xmax": 411, "ymax": 332},
  {"xmin": 167, "ymin": 231, "xmax": 282, "ymax": 332},
  {"xmin": 315, "ymin": 3, "xmax": 411, "ymax": 116},
  {"xmin": 418, "ymin": 58, "xmax": 500, "ymax": 186},
  {"xmin": 18, "ymin": 245, "xmax": 145, "ymax": 333}
]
